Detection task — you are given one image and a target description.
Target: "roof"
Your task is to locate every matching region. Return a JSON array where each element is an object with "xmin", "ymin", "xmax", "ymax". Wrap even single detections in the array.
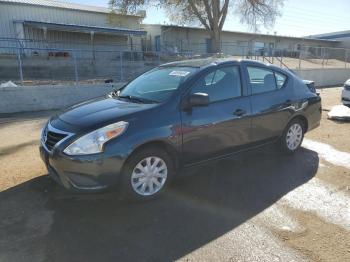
[
  {"xmin": 15, "ymin": 20, "xmax": 147, "ymax": 36},
  {"xmin": 160, "ymin": 58, "xmax": 290, "ymax": 76},
  {"xmin": 0, "ymin": 0, "xmax": 141, "ymax": 17},
  {"xmin": 144, "ymin": 24, "xmax": 339, "ymax": 43},
  {"xmin": 161, "ymin": 57, "xmax": 268, "ymax": 68},
  {"xmin": 308, "ymin": 30, "xmax": 350, "ymax": 40},
  {"xmin": 161, "ymin": 58, "xmax": 224, "ymax": 67}
]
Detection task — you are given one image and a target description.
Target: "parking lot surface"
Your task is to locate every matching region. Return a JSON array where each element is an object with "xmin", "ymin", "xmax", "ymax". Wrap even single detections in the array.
[{"xmin": 0, "ymin": 87, "xmax": 349, "ymax": 262}]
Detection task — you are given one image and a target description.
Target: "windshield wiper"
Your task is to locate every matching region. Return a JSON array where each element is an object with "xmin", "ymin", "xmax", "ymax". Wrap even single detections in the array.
[{"xmin": 118, "ymin": 95, "xmax": 158, "ymax": 104}]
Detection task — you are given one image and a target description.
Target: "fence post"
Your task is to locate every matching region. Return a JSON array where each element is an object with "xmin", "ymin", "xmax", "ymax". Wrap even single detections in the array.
[
  {"xmin": 73, "ymin": 52, "xmax": 79, "ymax": 85},
  {"xmin": 322, "ymin": 47, "xmax": 325, "ymax": 68},
  {"xmin": 271, "ymin": 49, "xmax": 274, "ymax": 64},
  {"xmin": 280, "ymin": 52, "xmax": 283, "ymax": 68},
  {"xmin": 120, "ymin": 51, "xmax": 123, "ymax": 81},
  {"xmin": 157, "ymin": 52, "xmax": 161, "ymax": 65},
  {"xmin": 298, "ymin": 49, "xmax": 302, "ymax": 70},
  {"xmin": 16, "ymin": 48, "xmax": 23, "ymax": 84},
  {"xmin": 345, "ymin": 50, "xmax": 348, "ymax": 68}
]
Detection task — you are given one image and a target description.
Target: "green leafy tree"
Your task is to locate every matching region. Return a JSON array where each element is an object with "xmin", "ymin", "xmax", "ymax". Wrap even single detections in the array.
[{"xmin": 109, "ymin": 0, "xmax": 283, "ymax": 53}]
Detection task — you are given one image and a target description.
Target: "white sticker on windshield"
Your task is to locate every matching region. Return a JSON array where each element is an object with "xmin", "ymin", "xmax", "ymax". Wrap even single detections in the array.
[{"xmin": 169, "ymin": 71, "xmax": 190, "ymax": 77}]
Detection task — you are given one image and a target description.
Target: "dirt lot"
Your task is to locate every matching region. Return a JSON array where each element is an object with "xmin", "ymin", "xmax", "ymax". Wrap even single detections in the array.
[{"xmin": 0, "ymin": 87, "xmax": 349, "ymax": 262}]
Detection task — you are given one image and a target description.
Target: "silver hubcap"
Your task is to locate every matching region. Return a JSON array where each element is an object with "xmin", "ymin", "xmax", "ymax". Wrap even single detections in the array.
[
  {"xmin": 131, "ymin": 156, "xmax": 168, "ymax": 196},
  {"xmin": 286, "ymin": 123, "xmax": 303, "ymax": 150}
]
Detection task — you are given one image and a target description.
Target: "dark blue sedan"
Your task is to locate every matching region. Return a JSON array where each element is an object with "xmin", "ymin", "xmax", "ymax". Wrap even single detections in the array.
[{"xmin": 40, "ymin": 58, "xmax": 321, "ymax": 199}]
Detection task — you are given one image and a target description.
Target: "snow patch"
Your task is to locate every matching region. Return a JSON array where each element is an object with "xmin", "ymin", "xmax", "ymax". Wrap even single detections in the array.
[
  {"xmin": 302, "ymin": 139, "xmax": 350, "ymax": 169},
  {"xmin": 327, "ymin": 105, "xmax": 350, "ymax": 121},
  {"xmin": 281, "ymin": 178, "xmax": 350, "ymax": 229}
]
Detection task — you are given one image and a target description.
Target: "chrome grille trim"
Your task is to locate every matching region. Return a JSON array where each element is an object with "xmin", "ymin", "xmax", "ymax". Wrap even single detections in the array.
[{"xmin": 41, "ymin": 122, "xmax": 74, "ymax": 152}]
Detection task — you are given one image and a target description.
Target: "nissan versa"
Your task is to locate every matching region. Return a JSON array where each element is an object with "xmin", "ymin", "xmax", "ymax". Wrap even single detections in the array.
[{"xmin": 39, "ymin": 58, "xmax": 322, "ymax": 199}]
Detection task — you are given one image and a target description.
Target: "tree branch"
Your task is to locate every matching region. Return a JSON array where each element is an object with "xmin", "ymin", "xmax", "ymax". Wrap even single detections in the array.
[
  {"xmin": 219, "ymin": 0, "xmax": 229, "ymax": 30},
  {"xmin": 203, "ymin": 0, "xmax": 214, "ymax": 29},
  {"xmin": 188, "ymin": 0, "xmax": 211, "ymax": 30}
]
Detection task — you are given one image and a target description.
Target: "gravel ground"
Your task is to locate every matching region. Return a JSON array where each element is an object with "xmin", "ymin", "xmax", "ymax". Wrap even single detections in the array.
[{"xmin": 0, "ymin": 87, "xmax": 349, "ymax": 262}]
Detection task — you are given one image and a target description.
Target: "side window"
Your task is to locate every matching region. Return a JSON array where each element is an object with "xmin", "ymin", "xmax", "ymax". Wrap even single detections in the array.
[
  {"xmin": 212, "ymin": 70, "xmax": 226, "ymax": 84},
  {"xmin": 192, "ymin": 66, "xmax": 242, "ymax": 102},
  {"xmin": 275, "ymin": 72, "xmax": 287, "ymax": 89},
  {"xmin": 247, "ymin": 67, "xmax": 277, "ymax": 94},
  {"xmin": 204, "ymin": 71, "xmax": 215, "ymax": 85}
]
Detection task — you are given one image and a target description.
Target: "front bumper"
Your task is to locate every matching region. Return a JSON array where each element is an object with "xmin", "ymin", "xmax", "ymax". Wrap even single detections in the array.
[{"xmin": 39, "ymin": 144, "xmax": 125, "ymax": 192}]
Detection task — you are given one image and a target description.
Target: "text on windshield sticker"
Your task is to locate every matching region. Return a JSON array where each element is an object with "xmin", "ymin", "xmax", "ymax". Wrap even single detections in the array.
[{"xmin": 169, "ymin": 71, "xmax": 190, "ymax": 77}]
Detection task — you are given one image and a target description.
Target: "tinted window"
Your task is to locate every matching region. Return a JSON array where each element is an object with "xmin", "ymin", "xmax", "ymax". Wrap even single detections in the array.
[
  {"xmin": 192, "ymin": 66, "xmax": 242, "ymax": 102},
  {"xmin": 203, "ymin": 70, "xmax": 226, "ymax": 85},
  {"xmin": 247, "ymin": 67, "xmax": 277, "ymax": 94},
  {"xmin": 275, "ymin": 72, "xmax": 287, "ymax": 89},
  {"xmin": 119, "ymin": 67, "xmax": 197, "ymax": 102},
  {"xmin": 204, "ymin": 71, "xmax": 215, "ymax": 85}
]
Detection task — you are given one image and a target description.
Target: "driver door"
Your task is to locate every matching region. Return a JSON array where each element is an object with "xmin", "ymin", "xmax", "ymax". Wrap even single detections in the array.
[{"xmin": 180, "ymin": 65, "xmax": 252, "ymax": 166}]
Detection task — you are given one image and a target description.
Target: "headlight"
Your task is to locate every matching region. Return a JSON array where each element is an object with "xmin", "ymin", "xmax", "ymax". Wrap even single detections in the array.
[{"xmin": 63, "ymin": 121, "xmax": 128, "ymax": 155}]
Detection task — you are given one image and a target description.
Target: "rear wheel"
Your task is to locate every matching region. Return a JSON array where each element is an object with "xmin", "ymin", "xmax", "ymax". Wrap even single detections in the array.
[
  {"xmin": 280, "ymin": 119, "xmax": 305, "ymax": 153},
  {"xmin": 120, "ymin": 146, "xmax": 174, "ymax": 200}
]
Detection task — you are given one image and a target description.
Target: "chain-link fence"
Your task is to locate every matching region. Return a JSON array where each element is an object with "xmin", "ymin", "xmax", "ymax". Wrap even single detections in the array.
[
  {"xmin": 0, "ymin": 38, "xmax": 349, "ymax": 86},
  {"xmin": 0, "ymin": 47, "xmax": 198, "ymax": 85}
]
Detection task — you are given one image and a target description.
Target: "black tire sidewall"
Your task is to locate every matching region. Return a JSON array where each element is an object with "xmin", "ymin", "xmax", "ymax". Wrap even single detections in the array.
[
  {"xmin": 280, "ymin": 119, "xmax": 305, "ymax": 154},
  {"xmin": 120, "ymin": 146, "xmax": 174, "ymax": 200}
]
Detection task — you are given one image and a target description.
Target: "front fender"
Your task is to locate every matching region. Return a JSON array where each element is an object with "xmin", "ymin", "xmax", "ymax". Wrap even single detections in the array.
[{"xmin": 104, "ymin": 124, "xmax": 182, "ymax": 161}]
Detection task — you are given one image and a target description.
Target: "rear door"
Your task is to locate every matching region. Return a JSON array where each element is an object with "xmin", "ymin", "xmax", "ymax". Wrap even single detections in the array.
[
  {"xmin": 181, "ymin": 64, "xmax": 252, "ymax": 166},
  {"xmin": 244, "ymin": 64, "xmax": 292, "ymax": 142}
]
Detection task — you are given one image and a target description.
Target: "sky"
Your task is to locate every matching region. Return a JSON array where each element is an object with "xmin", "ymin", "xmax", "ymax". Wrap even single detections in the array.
[{"xmin": 66, "ymin": 0, "xmax": 349, "ymax": 37}]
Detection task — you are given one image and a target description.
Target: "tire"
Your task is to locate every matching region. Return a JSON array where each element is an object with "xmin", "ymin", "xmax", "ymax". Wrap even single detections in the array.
[
  {"xmin": 120, "ymin": 146, "xmax": 174, "ymax": 200},
  {"xmin": 280, "ymin": 118, "xmax": 305, "ymax": 154}
]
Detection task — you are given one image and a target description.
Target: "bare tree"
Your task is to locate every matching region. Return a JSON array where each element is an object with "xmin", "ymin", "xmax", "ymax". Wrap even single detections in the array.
[{"xmin": 109, "ymin": 0, "xmax": 284, "ymax": 53}]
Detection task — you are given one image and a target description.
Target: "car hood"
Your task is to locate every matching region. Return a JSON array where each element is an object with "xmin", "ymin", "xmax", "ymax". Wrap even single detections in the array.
[{"xmin": 51, "ymin": 97, "xmax": 156, "ymax": 131}]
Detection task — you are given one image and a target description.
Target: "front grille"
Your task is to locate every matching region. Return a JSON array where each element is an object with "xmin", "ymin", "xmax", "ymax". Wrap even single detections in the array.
[
  {"xmin": 344, "ymin": 85, "xmax": 350, "ymax": 91},
  {"xmin": 45, "ymin": 131, "xmax": 68, "ymax": 151}
]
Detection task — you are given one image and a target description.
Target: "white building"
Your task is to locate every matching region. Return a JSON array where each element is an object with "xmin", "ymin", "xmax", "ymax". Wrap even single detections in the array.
[
  {"xmin": 0, "ymin": 0, "xmax": 146, "ymax": 51},
  {"xmin": 142, "ymin": 24, "xmax": 339, "ymax": 55}
]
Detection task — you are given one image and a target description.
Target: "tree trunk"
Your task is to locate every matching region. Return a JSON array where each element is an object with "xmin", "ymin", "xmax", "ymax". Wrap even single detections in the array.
[{"xmin": 210, "ymin": 30, "xmax": 221, "ymax": 53}]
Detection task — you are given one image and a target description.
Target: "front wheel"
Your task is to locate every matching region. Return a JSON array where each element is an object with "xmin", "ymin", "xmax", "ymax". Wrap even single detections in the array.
[
  {"xmin": 120, "ymin": 146, "xmax": 174, "ymax": 200},
  {"xmin": 280, "ymin": 119, "xmax": 305, "ymax": 153}
]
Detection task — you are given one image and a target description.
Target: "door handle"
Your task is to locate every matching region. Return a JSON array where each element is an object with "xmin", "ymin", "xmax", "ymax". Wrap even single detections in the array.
[{"xmin": 233, "ymin": 109, "xmax": 246, "ymax": 116}]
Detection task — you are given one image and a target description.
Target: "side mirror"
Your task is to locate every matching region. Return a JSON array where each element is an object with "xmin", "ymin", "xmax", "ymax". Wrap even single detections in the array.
[{"xmin": 189, "ymin": 92, "xmax": 209, "ymax": 107}]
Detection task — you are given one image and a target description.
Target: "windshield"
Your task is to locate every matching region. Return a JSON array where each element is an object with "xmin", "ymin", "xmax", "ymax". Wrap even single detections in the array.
[{"xmin": 118, "ymin": 67, "xmax": 197, "ymax": 103}]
